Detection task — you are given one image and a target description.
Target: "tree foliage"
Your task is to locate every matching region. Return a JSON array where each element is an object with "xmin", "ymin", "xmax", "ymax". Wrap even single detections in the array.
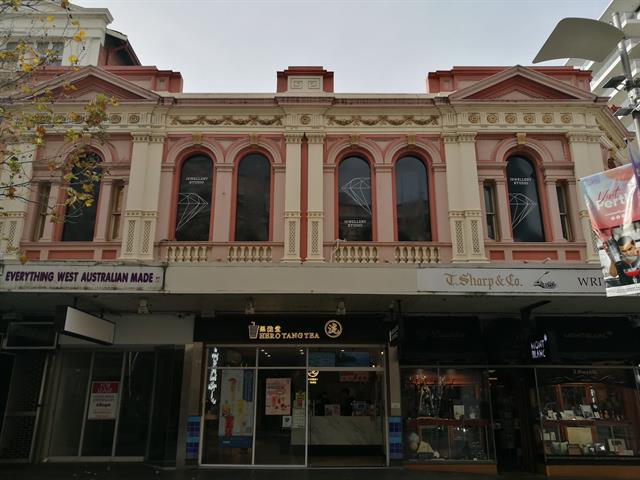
[{"xmin": 0, "ymin": 0, "xmax": 116, "ymax": 224}]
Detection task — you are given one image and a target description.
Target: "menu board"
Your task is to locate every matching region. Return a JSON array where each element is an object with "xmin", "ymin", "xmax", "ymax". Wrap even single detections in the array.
[{"xmin": 265, "ymin": 378, "xmax": 291, "ymax": 415}]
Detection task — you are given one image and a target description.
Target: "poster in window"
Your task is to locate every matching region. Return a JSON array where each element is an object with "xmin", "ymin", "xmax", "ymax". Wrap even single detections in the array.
[
  {"xmin": 580, "ymin": 163, "xmax": 640, "ymax": 296},
  {"xmin": 218, "ymin": 369, "xmax": 254, "ymax": 448},
  {"xmin": 506, "ymin": 156, "xmax": 545, "ymax": 242},
  {"xmin": 87, "ymin": 381, "xmax": 119, "ymax": 420},
  {"xmin": 265, "ymin": 378, "xmax": 291, "ymax": 415},
  {"xmin": 339, "ymin": 157, "xmax": 372, "ymax": 241},
  {"xmin": 175, "ymin": 155, "xmax": 212, "ymax": 241}
]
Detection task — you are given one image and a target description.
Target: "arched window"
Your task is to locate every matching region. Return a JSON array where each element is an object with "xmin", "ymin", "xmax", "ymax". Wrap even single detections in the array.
[
  {"xmin": 506, "ymin": 155, "xmax": 545, "ymax": 242},
  {"xmin": 395, "ymin": 156, "xmax": 431, "ymax": 241},
  {"xmin": 175, "ymin": 154, "xmax": 213, "ymax": 241},
  {"xmin": 338, "ymin": 156, "xmax": 372, "ymax": 241},
  {"xmin": 61, "ymin": 153, "xmax": 102, "ymax": 242},
  {"xmin": 234, "ymin": 153, "xmax": 270, "ymax": 241}
]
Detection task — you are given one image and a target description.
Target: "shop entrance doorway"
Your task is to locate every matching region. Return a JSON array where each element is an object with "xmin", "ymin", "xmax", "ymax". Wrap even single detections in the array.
[
  {"xmin": 489, "ymin": 369, "xmax": 536, "ymax": 473},
  {"xmin": 200, "ymin": 345, "xmax": 387, "ymax": 467},
  {"xmin": 45, "ymin": 350, "xmax": 156, "ymax": 461}
]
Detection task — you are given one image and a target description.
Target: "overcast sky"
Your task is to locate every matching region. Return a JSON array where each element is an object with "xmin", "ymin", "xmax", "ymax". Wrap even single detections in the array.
[{"xmin": 74, "ymin": 0, "xmax": 609, "ymax": 93}]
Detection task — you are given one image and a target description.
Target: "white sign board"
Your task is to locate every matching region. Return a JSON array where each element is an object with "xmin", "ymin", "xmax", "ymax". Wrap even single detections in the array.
[
  {"xmin": 61, "ymin": 307, "xmax": 115, "ymax": 345},
  {"xmin": 417, "ymin": 267, "xmax": 606, "ymax": 295},
  {"xmin": 87, "ymin": 382, "xmax": 119, "ymax": 420},
  {"xmin": 0, "ymin": 264, "xmax": 163, "ymax": 291}
]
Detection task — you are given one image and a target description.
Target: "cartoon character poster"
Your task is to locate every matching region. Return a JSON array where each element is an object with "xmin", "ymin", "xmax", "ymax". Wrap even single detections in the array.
[
  {"xmin": 580, "ymin": 164, "xmax": 640, "ymax": 296},
  {"xmin": 218, "ymin": 369, "xmax": 254, "ymax": 448},
  {"xmin": 265, "ymin": 378, "xmax": 291, "ymax": 415}
]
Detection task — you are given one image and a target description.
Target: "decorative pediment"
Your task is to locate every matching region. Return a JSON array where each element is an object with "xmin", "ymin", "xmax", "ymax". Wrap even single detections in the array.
[
  {"xmin": 449, "ymin": 65, "xmax": 596, "ymax": 102},
  {"xmin": 33, "ymin": 66, "xmax": 160, "ymax": 103}
]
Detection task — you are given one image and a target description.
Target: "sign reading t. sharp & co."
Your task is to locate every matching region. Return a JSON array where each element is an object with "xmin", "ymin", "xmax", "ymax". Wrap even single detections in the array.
[
  {"xmin": 0, "ymin": 263, "xmax": 164, "ymax": 292},
  {"xmin": 417, "ymin": 267, "xmax": 605, "ymax": 295}
]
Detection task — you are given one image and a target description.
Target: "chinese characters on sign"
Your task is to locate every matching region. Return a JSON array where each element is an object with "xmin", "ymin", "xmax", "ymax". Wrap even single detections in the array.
[{"xmin": 247, "ymin": 320, "xmax": 343, "ymax": 341}]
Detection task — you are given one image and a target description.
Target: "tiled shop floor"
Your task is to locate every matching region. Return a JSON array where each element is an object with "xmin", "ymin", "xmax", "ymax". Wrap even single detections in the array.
[{"xmin": 0, "ymin": 463, "xmax": 609, "ymax": 480}]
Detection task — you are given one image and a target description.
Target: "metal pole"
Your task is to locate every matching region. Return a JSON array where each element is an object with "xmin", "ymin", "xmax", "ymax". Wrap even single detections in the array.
[{"xmin": 612, "ymin": 12, "xmax": 640, "ymax": 147}]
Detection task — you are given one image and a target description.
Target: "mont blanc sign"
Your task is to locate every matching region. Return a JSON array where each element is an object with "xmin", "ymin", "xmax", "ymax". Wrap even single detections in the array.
[
  {"xmin": 417, "ymin": 267, "xmax": 605, "ymax": 295},
  {"xmin": 0, "ymin": 263, "xmax": 163, "ymax": 291}
]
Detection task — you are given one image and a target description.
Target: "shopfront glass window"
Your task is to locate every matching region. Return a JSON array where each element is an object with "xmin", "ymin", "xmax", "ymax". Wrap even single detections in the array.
[
  {"xmin": 401, "ymin": 368, "xmax": 494, "ymax": 462},
  {"xmin": 175, "ymin": 155, "xmax": 213, "ymax": 241},
  {"xmin": 395, "ymin": 156, "xmax": 431, "ymax": 241},
  {"xmin": 536, "ymin": 368, "xmax": 640, "ymax": 459},
  {"xmin": 201, "ymin": 348, "xmax": 255, "ymax": 465},
  {"xmin": 506, "ymin": 155, "xmax": 544, "ymax": 242},
  {"xmin": 338, "ymin": 156, "xmax": 372, "ymax": 241}
]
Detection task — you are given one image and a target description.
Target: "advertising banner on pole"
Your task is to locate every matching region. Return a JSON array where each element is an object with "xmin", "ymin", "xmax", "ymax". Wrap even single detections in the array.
[{"xmin": 580, "ymin": 163, "xmax": 640, "ymax": 296}]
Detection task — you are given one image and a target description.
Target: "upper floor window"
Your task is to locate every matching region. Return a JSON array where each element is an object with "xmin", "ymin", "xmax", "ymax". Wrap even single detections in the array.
[
  {"xmin": 32, "ymin": 182, "xmax": 51, "ymax": 241},
  {"xmin": 338, "ymin": 156, "xmax": 372, "ymax": 241},
  {"xmin": 108, "ymin": 182, "xmax": 125, "ymax": 241},
  {"xmin": 175, "ymin": 155, "xmax": 213, "ymax": 241},
  {"xmin": 235, "ymin": 153, "xmax": 270, "ymax": 241},
  {"xmin": 556, "ymin": 182, "xmax": 573, "ymax": 242},
  {"xmin": 395, "ymin": 156, "xmax": 430, "ymax": 241},
  {"xmin": 483, "ymin": 181, "xmax": 499, "ymax": 241},
  {"xmin": 61, "ymin": 153, "xmax": 102, "ymax": 242},
  {"xmin": 506, "ymin": 155, "xmax": 544, "ymax": 242}
]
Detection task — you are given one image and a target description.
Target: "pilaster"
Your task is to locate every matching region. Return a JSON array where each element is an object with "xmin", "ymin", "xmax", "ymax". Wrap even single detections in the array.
[
  {"xmin": 120, "ymin": 133, "xmax": 165, "ymax": 261},
  {"xmin": 443, "ymin": 133, "xmax": 487, "ymax": 262},
  {"xmin": 0, "ymin": 143, "xmax": 35, "ymax": 258},
  {"xmin": 283, "ymin": 133, "xmax": 303, "ymax": 262},
  {"xmin": 566, "ymin": 133, "xmax": 603, "ymax": 263},
  {"xmin": 306, "ymin": 133, "xmax": 325, "ymax": 262}
]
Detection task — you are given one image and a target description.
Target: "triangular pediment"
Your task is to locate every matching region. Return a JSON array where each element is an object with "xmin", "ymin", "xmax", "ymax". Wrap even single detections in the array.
[
  {"xmin": 449, "ymin": 65, "xmax": 596, "ymax": 102},
  {"xmin": 33, "ymin": 66, "xmax": 160, "ymax": 103}
]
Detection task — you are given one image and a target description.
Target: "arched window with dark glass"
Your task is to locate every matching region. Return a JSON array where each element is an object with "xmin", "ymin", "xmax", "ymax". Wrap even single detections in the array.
[
  {"xmin": 338, "ymin": 156, "xmax": 372, "ymax": 241},
  {"xmin": 61, "ymin": 153, "xmax": 102, "ymax": 242},
  {"xmin": 506, "ymin": 155, "xmax": 545, "ymax": 242},
  {"xmin": 234, "ymin": 153, "xmax": 270, "ymax": 241},
  {"xmin": 395, "ymin": 156, "xmax": 431, "ymax": 241},
  {"xmin": 175, "ymin": 154, "xmax": 213, "ymax": 241}
]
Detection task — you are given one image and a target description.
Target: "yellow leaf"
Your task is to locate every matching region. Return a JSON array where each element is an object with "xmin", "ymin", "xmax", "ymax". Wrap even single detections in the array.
[
  {"xmin": 19, "ymin": 253, "xmax": 29, "ymax": 265},
  {"xmin": 20, "ymin": 63, "xmax": 32, "ymax": 73},
  {"xmin": 73, "ymin": 30, "xmax": 86, "ymax": 42},
  {"xmin": 47, "ymin": 16, "xmax": 54, "ymax": 23},
  {"xmin": 71, "ymin": 18, "xmax": 80, "ymax": 27},
  {"xmin": 68, "ymin": 54, "xmax": 78, "ymax": 64},
  {"xmin": 61, "ymin": 0, "xmax": 70, "ymax": 8}
]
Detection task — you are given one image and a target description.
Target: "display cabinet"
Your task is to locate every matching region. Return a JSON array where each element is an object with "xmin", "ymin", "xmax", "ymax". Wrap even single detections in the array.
[{"xmin": 537, "ymin": 370, "xmax": 640, "ymax": 459}]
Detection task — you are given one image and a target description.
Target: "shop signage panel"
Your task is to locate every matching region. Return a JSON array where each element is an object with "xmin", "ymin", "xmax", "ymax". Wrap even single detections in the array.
[
  {"xmin": 87, "ymin": 381, "xmax": 119, "ymax": 420},
  {"xmin": 195, "ymin": 316, "xmax": 386, "ymax": 344},
  {"xmin": 0, "ymin": 264, "xmax": 163, "ymax": 291},
  {"xmin": 58, "ymin": 307, "xmax": 115, "ymax": 345},
  {"xmin": 417, "ymin": 267, "xmax": 605, "ymax": 295}
]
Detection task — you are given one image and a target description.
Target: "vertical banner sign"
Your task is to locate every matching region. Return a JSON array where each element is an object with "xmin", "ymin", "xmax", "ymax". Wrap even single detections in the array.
[
  {"xmin": 218, "ymin": 369, "xmax": 254, "ymax": 448},
  {"xmin": 580, "ymin": 164, "xmax": 640, "ymax": 296},
  {"xmin": 87, "ymin": 382, "xmax": 119, "ymax": 420},
  {"xmin": 265, "ymin": 378, "xmax": 291, "ymax": 415}
]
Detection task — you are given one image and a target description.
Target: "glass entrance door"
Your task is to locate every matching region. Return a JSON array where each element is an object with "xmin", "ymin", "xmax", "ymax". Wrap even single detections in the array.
[
  {"xmin": 307, "ymin": 348, "xmax": 386, "ymax": 467},
  {"xmin": 47, "ymin": 350, "xmax": 155, "ymax": 461}
]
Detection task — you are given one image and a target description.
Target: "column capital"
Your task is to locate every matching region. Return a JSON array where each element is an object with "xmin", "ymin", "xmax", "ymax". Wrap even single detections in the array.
[
  {"xmin": 306, "ymin": 133, "xmax": 326, "ymax": 144},
  {"xmin": 284, "ymin": 132, "xmax": 304, "ymax": 144}
]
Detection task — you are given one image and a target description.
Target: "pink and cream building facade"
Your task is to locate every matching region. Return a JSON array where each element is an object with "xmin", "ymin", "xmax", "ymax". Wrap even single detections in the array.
[{"xmin": 2, "ymin": 17, "xmax": 640, "ymax": 477}]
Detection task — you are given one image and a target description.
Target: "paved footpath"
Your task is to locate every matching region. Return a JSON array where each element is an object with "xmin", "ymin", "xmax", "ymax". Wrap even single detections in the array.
[{"xmin": 0, "ymin": 464, "xmax": 608, "ymax": 480}]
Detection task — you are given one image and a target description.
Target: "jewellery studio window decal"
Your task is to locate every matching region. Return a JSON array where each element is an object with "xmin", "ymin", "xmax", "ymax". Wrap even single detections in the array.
[{"xmin": 248, "ymin": 320, "xmax": 343, "ymax": 341}]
